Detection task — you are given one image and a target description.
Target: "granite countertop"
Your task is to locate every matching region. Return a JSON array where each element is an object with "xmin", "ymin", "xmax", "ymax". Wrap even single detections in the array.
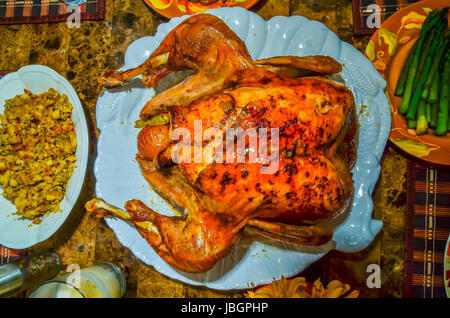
[{"xmin": 0, "ymin": 0, "xmax": 407, "ymax": 298}]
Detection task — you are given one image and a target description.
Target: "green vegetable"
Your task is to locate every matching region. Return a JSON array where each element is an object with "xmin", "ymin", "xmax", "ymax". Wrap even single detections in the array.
[
  {"xmin": 407, "ymin": 119, "xmax": 417, "ymax": 129},
  {"xmin": 413, "ymin": 28, "xmax": 436, "ymax": 90},
  {"xmin": 434, "ymin": 54, "xmax": 449, "ymax": 136},
  {"xmin": 421, "ymin": 37, "xmax": 448, "ymax": 101},
  {"xmin": 430, "ymin": 99, "xmax": 438, "ymax": 128},
  {"xmin": 426, "ymin": 102, "xmax": 431, "ymax": 123},
  {"xmin": 416, "ymin": 99, "xmax": 428, "ymax": 135},
  {"xmin": 428, "ymin": 71, "xmax": 440, "ymax": 104},
  {"xmin": 395, "ymin": 40, "xmax": 419, "ymax": 96},
  {"xmin": 134, "ymin": 114, "xmax": 170, "ymax": 128},
  {"xmin": 406, "ymin": 35, "xmax": 445, "ymax": 120},
  {"xmin": 398, "ymin": 9, "xmax": 444, "ymax": 115}
]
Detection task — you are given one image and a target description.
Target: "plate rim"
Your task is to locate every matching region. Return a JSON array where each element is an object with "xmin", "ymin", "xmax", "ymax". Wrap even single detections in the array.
[{"xmin": 143, "ymin": 0, "xmax": 261, "ymax": 19}]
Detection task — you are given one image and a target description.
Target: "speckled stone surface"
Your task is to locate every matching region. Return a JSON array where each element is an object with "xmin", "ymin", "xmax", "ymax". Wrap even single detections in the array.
[{"xmin": 0, "ymin": 0, "xmax": 407, "ymax": 298}]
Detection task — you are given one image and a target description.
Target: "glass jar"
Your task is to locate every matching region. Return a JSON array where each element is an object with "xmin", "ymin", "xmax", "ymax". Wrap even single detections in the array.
[
  {"xmin": 0, "ymin": 252, "xmax": 62, "ymax": 297},
  {"xmin": 29, "ymin": 262, "xmax": 126, "ymax": 298}
]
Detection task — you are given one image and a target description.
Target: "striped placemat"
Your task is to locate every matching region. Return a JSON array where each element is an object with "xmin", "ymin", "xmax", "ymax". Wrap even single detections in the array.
[
  {"xmin": 404, "ymin": 161, "xmax": 450, "ymax": 298},
  {"xmin": 0, "ymin": 246, "xmax": 27, "ymax": 264},
  {"xmin": 0, "ymin": 0, "xmax": 105, "ymax": 25},
  {"xmin": 352, "ymin": 0, "xmax": 421, "ymax": 35}
]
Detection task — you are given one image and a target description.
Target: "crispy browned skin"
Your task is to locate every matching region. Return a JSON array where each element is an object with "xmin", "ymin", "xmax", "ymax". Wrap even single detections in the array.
[
  {"xmin": 89, "ymin": 14, "xmax": 357, "ymax": 273},
  {"xmin": 99, "ymin": 14, "xmax": 253, "ymax": 119}
]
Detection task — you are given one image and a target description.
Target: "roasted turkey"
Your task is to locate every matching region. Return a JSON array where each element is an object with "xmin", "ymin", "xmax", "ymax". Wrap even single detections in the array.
[{"xmin": 86, "ymin": 14, "xmax": 357, "ymax": 273}]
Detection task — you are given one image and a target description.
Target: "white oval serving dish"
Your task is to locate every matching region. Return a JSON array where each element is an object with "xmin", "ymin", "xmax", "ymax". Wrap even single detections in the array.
[
  {"xmin": 0, "ymin": 65, "xmax": 89, "ymax": 249},
  {"xmin": 94, "ymin": 7, "xmax": 390, "ymax": 290}
]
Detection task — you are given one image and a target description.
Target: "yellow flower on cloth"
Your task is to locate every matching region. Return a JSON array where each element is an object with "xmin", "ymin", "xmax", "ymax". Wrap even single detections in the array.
[
  {"xmin": 309, "ymin": 278, "xmax": 359, "ymax": 298},
  {"xmin": 245, "ymin": 277, "xmax": 307, "ymax": 298},
  {"xmin": 245, "ymin": 276, "xmax": 359, "ymax": 298}
]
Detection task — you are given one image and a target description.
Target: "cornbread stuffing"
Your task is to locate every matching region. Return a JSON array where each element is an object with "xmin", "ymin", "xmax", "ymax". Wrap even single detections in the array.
[{"xmin": 0, "ymin": 88, "xmax": 77, "ymax": 224}]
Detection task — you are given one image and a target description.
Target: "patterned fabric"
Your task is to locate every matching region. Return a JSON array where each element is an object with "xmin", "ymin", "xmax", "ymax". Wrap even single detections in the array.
[
  {"xmin": 0, "ymin": 0, "xmax": 105, "ymax": 25},
  {"xmin": 0, "ymin": 246, "xmax": 27, "ymax": 264},
  {"xmin": 404, "ymin": 161, "xmax": 450, "ymax": 298},
  {"xmin": 352, "ymin": 0, "xmax": 421, "ymax": 35}
]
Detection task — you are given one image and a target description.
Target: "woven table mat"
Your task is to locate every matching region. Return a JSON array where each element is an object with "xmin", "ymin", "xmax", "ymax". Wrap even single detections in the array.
[
  {"xmin": 0, "ymin": 0, "xmax": 105, "ymax": 25},
  {"xmin": 404, "ymin": 161, "xmax": 450, "ymax": 298},
  {"xmin": 0, "ymin": 70, "xmax": 12, "ymax": 76},
  {"xmin": 0, "ymin": 246, "xmax": 27, "ymax": 265},
  {"xmin": 352, "ymin": 0, "xmax": 421, "ymax": 35}
]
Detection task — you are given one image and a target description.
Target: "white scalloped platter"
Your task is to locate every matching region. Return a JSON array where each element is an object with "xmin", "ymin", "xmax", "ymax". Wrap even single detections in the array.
[
  {"xmin": 0, "ymin": 65, "xmax": 89, "ymax": 249},
  {"xmin": 95, "ymin": 7, "xmax": 390, "ymax": 290}
]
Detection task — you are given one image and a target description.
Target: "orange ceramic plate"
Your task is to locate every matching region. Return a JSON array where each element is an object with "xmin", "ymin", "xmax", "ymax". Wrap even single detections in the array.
[
  {"xmin": 144, "ymin": 0, "xmax": 260, "ymax": 18},
  {"xmin": 366, "ymin": 0, "xmax": 450, "ymax": 165}
]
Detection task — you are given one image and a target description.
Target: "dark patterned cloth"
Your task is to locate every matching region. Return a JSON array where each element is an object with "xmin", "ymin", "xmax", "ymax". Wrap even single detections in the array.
[
  {"xmin": 0, "ymin": 246, "xmax": 27, "ymax": 264},
  {"xmin": 352, "ymin": 0, "xmax": 421, "ymax": 35},
  {"xmin": 0, "ymin": 0, "xmax": 105, "ymax": 24},
  {"xmin": 404, "ymin": 161, "xmax": 450, "ymax": 298}
]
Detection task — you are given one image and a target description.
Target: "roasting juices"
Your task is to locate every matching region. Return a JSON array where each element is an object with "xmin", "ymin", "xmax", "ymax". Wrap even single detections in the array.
[{"xmin": 29, "ymin": 262, "xmax": 126, "ymax": 298}]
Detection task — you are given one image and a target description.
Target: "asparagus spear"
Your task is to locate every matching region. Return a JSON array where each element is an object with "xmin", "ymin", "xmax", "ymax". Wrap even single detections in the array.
[
  {"xmin": 448, "ymin": 107, "xmax": 450, "ymax": 132},
  {"xmin": 395, "ymin": 40, "xmax": 419, "ymax": 96},
  {"xmin": 428, "ymin": 70, "xmax": 440, "ymax": 103},
  {"xmin": 426, "ymin": 102, "xmax": 431, "ymax": 123},
  {"xmin": 434, "ymin": 54, "xmax": 449, "ymax": 136},
  {"xmin": 407, "ymin": 119, "xmax": 417, "ymax": 129},
  {"xmin": 421, "ymin": 35, "xmax": 448, "ymax": 101},
  {"xmin": 406, "ymin": 35, "xmax": 445, "ymax": 120},
  {"xmin": 413, "ymin": 28, "xmax": 437, "ymax": 89},
  {"xmin": 416, "ymin": 99, "xmax": 428, "ymax": 135},
  {"xmin": 417, "ymin": 7, "xmax": 448, "ymax": 82},
  {"xmin": 398, "ymin": 10, "xmax": 442, "ymax": 114},
  {"xmin": 430, "ymin": 99, "xmax": 438, "ymax": 128},
  {"xmin": 429, "ymin": 51, "xmax": 443, "ymax": 129}
]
